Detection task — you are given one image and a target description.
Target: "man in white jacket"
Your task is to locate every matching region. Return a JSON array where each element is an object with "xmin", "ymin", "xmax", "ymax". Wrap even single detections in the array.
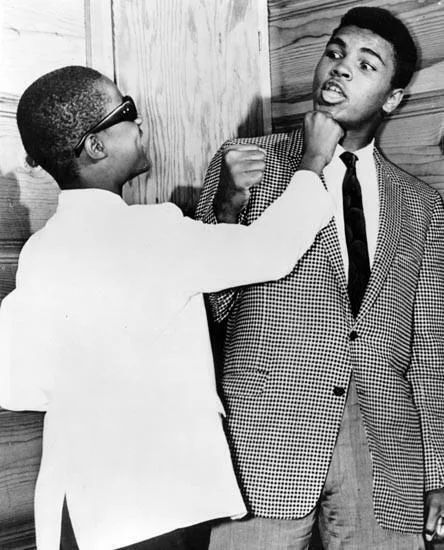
[{"xmin": 0, "ymin": 66, "xmax": 341, "ymax": 549}]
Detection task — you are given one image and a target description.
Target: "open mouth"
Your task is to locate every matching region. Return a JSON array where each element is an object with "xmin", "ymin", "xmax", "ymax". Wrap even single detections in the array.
[{"xmin": 320, "ymin": 80, "xmax": 346, "ymax": 105}]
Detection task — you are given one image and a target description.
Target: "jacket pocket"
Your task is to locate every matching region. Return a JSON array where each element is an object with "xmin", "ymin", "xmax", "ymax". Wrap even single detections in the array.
[
  {"xmin": 222, "ymin": 367, "xmax": 269, "ymax": 398},
  {"xmin": 392, "ymin": 252, "xmax": 421, "ymax": 270}
]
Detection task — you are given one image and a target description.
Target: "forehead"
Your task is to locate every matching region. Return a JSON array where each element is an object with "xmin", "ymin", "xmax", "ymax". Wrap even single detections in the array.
[{"xmin": 330, "ymin": 25, "xmax": 395, "ymax": 64}]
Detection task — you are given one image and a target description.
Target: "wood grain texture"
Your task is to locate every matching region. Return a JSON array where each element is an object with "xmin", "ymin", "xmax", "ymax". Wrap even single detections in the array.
[
  {"xmin": 0, "ymin": 249, "xmax": 19, "ymax": 302},
  {"xmin": 0, "ymin": 105, "xmax": 59, "ymax": 240},
  {"xmin": 85, "ymin": 0, "xmax": 115, "ymax": 80},
  {"xmin": 377, "ymin": 92, "xmax": 444, "ymax": 192},
  {"xmin": 268, "ymin": 0, "xmax": 444, "ymax": 195},
  {"xmin": 0, "ymin": 524, "xmax": 36, "ymax": 550},
  {"xmin": 113, "ymin": 0, "xmax": 270, "ymax": 215},
  {"xmin": 1, "ymin": 0, "xmax": 86, "ymax": 96},
  {"xmin": 0, "ymin": 409, "xmax": 43, "ymax": 535}
]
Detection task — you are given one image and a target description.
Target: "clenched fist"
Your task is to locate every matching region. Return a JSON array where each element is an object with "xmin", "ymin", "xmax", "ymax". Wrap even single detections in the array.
[
  {"xmin": 214, "ymin": 144, "xmax": 266, "ymax": 223},
  {"xmin": 299, "ymin": 111, "xmax": 344, "ymax": 175}
]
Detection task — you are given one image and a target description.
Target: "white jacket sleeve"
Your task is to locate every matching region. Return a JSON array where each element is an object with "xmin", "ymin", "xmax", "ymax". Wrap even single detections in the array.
[{"xmin": 181, "ymin": 170, "xmax": 333, "ymax": 294}]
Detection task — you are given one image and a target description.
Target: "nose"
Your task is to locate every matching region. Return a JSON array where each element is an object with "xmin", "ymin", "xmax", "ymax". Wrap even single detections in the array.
[
  {"xmin": 331, "ymin": 60, "xmax": 351, "ymax": 80},
  {"xmin": 135, "ymin": 116, "xmax": 143, "ymax": 126}
]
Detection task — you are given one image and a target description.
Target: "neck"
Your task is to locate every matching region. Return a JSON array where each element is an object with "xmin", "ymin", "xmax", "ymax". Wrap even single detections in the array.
[
  {"xmin": 73, "ymin": 168, "xmax": 124, "ymax": 196},
  {"xmin": 340, "ymin": 119, "xmax": 380, "ymax": 152},
  {"xmin": 340, "ymin": 133, "xmax": 372, "ymax": 152}
]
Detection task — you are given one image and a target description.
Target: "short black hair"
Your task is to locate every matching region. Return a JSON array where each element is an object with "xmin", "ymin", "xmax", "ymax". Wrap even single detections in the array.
[
  {"xmin": 333, "ymin": 6, "xmax": 418, "ymax": 88},
  {"xmin": 16, "ymin": 66, "xmax": 110, "ymax": 187}
]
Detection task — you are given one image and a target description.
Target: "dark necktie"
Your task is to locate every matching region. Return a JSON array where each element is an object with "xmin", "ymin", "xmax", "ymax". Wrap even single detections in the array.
[{"xmin": 340, "ymin": 151, "xmax": 370, "ymax": 317}]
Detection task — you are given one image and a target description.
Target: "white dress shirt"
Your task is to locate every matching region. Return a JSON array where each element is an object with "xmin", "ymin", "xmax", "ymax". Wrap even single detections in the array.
[
  {"xmin": 323, "ymin": 140, "xmax": 379, "ymax": 277},
  {"xmin": 0, "ymin": 174, "xmax": 333, "ymax": 550}
]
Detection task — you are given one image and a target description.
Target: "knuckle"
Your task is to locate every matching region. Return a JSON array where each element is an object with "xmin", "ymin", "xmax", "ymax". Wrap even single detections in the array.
[
  {"xmin": 250, "ymin": 170, "xmax": 264, "ymax": 182},
  {"xmin": 224, "ymin": 151, "xmax": 240, "ymax": 167},
  {"xmin": 237, "ymin": 173, "xmax": 250, "ymax": 186}
]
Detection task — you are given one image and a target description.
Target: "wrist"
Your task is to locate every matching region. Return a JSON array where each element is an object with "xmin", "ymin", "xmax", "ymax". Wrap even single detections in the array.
[
  {"xmin": 213, "ymin": 196, "xmax": 245, "ymax": 223},
  {"xmin": 213, "ymin": 187, "xmax": 248, "ymax": 223},
  {"xmin": 214, "ymin": 202, "xmax": 240, "ymax": 223},
  {"xmin": 299, "ymin": 153, "xmax": 329, "ymax": 176}
]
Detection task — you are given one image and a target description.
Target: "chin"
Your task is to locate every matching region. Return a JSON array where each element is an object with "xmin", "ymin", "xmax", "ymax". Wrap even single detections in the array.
[
  {"xmin": 313, "ymin": 101, "xmax": 348, "ymax": 125},
  {"xmin": 314, "ymin": 103, "xmax": 344, "ymax": 122},
  {"xmin": 314, "ymin": 102, "xmax": 335, "ymax": 113},
  {"xmin": 129, "ymin": 166, "xmax": 148, "ymax": 180}
]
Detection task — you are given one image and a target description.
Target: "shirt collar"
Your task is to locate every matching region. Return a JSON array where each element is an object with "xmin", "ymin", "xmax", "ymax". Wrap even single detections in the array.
[
  {"xmin": 57, "ymin": 188, "xmax": 125, "ymax": 211},
  {"xmin": 333, "ymin": 139, "xmax": 375, "ymax": 165}
]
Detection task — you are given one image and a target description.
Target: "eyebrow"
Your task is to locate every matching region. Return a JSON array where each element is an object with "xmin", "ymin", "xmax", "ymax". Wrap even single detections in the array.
[{"xmin": 327, "ymin": 36, "xmax": 386, "ymax": 66}]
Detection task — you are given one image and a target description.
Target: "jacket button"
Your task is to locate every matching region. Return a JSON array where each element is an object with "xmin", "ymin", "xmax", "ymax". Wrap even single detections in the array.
[
  {"xmin": 333, "ymin": 386, "xmax": 345, "ymax": 397},
  {"xmin": 349, "ymin": 331, "xmax": 358, "ymax": 341}
]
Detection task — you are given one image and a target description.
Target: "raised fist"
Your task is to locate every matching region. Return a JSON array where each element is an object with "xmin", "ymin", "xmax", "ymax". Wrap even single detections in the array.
[
  {"xmin": 300, "ymin": 111, "xmax": 344, "ymax": 175},
  {"xmin": 214, "ymin": 144, "xmax": 266, "ymax": 223}
]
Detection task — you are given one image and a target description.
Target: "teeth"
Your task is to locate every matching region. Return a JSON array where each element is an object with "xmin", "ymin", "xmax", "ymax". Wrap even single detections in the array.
[
  {"xmin": 320, "ymin": 87, "xmax": 345, "ymax": 105},
  {"xmin": 325, "ymin": 83, "xmax": 343, "ymax": 94}
]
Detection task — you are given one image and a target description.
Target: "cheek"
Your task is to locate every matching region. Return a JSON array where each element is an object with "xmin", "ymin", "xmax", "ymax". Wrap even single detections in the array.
[
  {"xmin": 350, "ymin": 80, "xmax": 383, "ymax": 107},
  {"xmin": 364, "ymin": 91, "xmax": 390, "ymax": 116},
  {"xmin": 312, "ymin": 60, "xmax": 326, "ymax": 88},
  {"xmin": 125, "ymin": 132, "xmax": 141, "ymax": 154}
]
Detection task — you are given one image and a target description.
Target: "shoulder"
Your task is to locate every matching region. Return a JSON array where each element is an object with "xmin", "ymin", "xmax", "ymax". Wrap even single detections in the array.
[
  {"xmin": 225, "ymin": 129, "xmax": 302, "ymax": 157},
  {"xmin": 375, "ymin": 148, "xmax": 442, "ymax": 212},
  {"xmin": 128, "ymin": 202, "xmax": 184, "ymax": 225}
]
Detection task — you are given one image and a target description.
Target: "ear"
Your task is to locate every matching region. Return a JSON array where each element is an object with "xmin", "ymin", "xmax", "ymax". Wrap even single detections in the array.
[
  {"xmin": 83, "ymin": 134, "xmax": 107, "ymax": 160},
  {"xmin": 382, "ymin": 88, "xmax": 404, "ymax": 115}
]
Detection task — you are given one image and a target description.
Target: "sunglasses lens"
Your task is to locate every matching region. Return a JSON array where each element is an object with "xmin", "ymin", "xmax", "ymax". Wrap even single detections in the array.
[{"xmin": 122, "ymin": 97, "xmax": 138, "ymax": 121}]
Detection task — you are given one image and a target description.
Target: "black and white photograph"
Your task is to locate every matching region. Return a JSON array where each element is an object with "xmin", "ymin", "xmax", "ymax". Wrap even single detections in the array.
[{"xmin": 0, "ymin": 1, "xmax": 443, "ymax": 549}]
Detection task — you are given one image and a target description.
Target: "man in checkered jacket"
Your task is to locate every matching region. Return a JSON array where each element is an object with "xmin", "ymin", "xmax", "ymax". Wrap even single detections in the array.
[{"xmin": 195, "ymin": 7, "xmax": 444, "ymax": 549}]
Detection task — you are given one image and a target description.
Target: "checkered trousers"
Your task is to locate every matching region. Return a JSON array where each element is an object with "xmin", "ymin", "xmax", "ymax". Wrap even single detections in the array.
[{"xmin": 195, "ymin": 130, "xmax": 444, "ymax": 532}]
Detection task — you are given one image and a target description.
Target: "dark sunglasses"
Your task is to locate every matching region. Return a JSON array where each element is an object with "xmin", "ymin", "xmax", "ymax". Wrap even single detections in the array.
[{"xmin": 74, "ymin": 95, "xmax": 138, "ymax": 157}]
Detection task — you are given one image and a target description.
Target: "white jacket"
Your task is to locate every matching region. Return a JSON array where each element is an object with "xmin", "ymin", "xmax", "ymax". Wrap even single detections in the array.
[{"xmin": 0, "ymin": 176, "xmax": 332, "ymax": 550}]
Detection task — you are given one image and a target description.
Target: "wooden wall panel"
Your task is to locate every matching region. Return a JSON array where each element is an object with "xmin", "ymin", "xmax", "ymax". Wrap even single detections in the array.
[
  {"xmin": 0, "ymin": 411, "xmax": 43, "ymax": 526},
  {"xmin": 113, "ymin": 0, "xmax": 271, "ymax": 215},
  {"xmin": 377, "ymin": 93, "xmax": 444, "ymax": 191},
  {"xmin": 0, "ymin": 249, "xmax": 19, "ymax": 302},
  {"xmin": 268, "ymin": 0, "xmax": 444, "ymax": 194},
  {"xmin": 85, "ymin": 0, "xmax": 115, "ymax": 80},
  {"xmin": 0, "ymin": 96, "xmax": 59, "ymax": 241},
  {"xmin": 1, "ymin": 0, "xmax": 86, "ymax": 96}
]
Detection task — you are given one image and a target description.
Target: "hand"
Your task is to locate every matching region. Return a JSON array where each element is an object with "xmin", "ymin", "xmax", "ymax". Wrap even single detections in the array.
[
  {"xmin": 299, "ymin": 110, "xmax": 344, "ymax": 175},
  {"xmin": 425, "ymin": 489, "xmax": 444, "ymax": 542},
  {"xmin": 214, "ymin": 144, "xmax": 266, "ymax": 223}
]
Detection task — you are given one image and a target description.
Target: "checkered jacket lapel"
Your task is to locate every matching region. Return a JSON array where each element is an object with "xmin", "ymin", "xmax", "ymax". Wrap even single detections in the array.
[
  {"xmin": 357, "ymin": 149, "xmax": 403, "ymax": 321},
  {"xmin": 318, "ymin": 217, "xmax": 349, "ymax": 304},
  {"xmin": 287, "ymin": 130, "xmax": 349, "ymax": 301}
]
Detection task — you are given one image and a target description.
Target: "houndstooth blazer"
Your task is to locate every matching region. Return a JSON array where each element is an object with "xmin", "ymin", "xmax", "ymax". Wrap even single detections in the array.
[{"xmin": 195, "ymin": 129, "xmax": 444, "ymax": 533}]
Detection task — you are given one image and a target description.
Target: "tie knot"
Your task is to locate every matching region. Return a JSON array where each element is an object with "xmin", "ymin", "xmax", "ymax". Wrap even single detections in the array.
[{"xmin": 340, "ymin": 151, "xmax": 358, "ymax": 169}]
